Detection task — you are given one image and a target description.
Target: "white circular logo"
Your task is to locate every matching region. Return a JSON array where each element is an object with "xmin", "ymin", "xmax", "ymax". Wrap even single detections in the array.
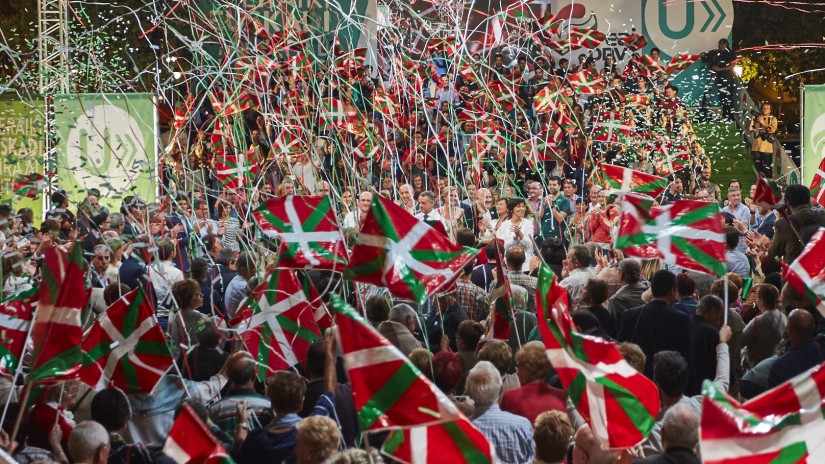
[{"xmin": 65, "ymin": 104, "xmax": 148, "ymax": 194}]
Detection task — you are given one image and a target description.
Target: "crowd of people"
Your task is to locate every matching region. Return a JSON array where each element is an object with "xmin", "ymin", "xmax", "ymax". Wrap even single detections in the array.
[{"xmin": 0, "ymin": 10, "xmax": 815, "ymax": 464}]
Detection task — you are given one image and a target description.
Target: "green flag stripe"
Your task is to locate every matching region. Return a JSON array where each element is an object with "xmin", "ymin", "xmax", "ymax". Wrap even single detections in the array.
[
  {"xmin": 274, "ymin": 313, "xmax": 320, "ymax": 344},
  {"xmin": 343, "ymin": 255, "xmax": 386, "ymax": 280},
  {"xmin": 0, "ymin": 343, "xmax": 20, "ymax": 373},
  {"xmin": 29, "ymin": 346, "xmax": 83, "ymax": 382},
  {"xmin": 671, "ymin": 236, "xmax": 725, "ymax": 275},
  {"xmin": 767, "ymin": 442, "xmax": 808, "ymax": 464},
  {"xmin": 443, "ymin": 421, "xmax": 491, "ymax": 463},
  {"xmin": 381, "ymin": 430, "xmax": 404, "ymax": 455},
  {"xmin": 359, "ymin": 363, "xmax": 420, "ymax": 430},
  {"xmin": 121, "ymin": 292, "xmax": 143, "ymax": 338},
  {"xmin": 371, "ymin": 202, "xmax": 401, "ymax": 242},
  {"xmin": 615, "ymin": 232, "xmax": 656, "ymax": 249},
  {"xmin": 256, "ymin": 324, "xmax": 273, "ymax": 380},
  {"xmin": 597, "ymin": 376, "xmax": 656, "ymax": 435},
  {"xmin": 632, "ymin": 180, "xmax": 666, "ymax": 194},
  {"xmin": 119, "ymin": 354, "xmax": 141, "ymax": 393},
  {"xmin": 258, "ymin": 208, "xmax": 292, "ymax": 232},
  {"xmin": 671, "ymin": 203, "xmax": 719, "ymax": 227},
  {"xmin": 568, "ymin": 372, "xmax": 587, "ymax": 407},
  {"xmin": 409, "ymin": 248, "xmax": 477, "ymax": 263},
  {"xmin": 132, "ymin": 340, "xmax": 175, "ymax": 357},
  {"xmin": 301, "ymin": 197, "xmax": 333, "ymax": 231}
]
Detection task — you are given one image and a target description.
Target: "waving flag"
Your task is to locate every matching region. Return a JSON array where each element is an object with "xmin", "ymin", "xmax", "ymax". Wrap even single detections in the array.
[
  {"xmin": 343, "ymin": 192, "xmax": 478, "ymax": 305},
  {"xmin": 700, "ymin": 363, "xmax": 825, "ymax": 463},
  {"xmin": 533, "ymin": 79, "xmax": 569, "ymax": 114},
  {"xmin": 592, "ymin": 117, "xmax": 633, "ymax": 145},
  {"xmin": 253, "ymin": 195, "xmax": 348, "ymax": 270},
  {"xmin": 382, "ymin": 418, "xmax": 496, "ymax": 464},
  {"xmin": 229, "ymin": 268, "xmax": 322, "ymax": 381},
  {"xmin": 601, "ymin": 164, "xmax": 667, "ymax": 199},
  {"xmin": 0, "ymin": 288, "xmax": 37, "ymax": 376},
  {"xmin": 664, "ymin": 53, "xmax": 701, "ymax": 75},
  {"xmin": 79, "ymin": 287, "xmax": 173, "ymax": 394},
  {"xmin": 567, "ymin": 70, "xmax": 605, "ymax": 94},
  {"xmin": 535, "ymin": 264, "xmax": 659, "ymax": 448},
  {"xmin": 782, "ymin": 228, "xmax": 825, "ymax": 317},
  {"xmin": 519, "ymin": 125, "xmax": 563, "ymax": 169},
  {"xmin": 30, "ymin": 245, "xmax": 89, "ymax": 383},
  {"xmin": 569, "ymin": 27, "xmax": 606, "ymax": 50},
  {"xmin": 615, "ymin": 194, "xmax": 726, "ymax": 275},
  {"xmin": 13, "ymin": 173, "xmax": 46, "ymax": 199},
  {"xmin": 621, "ymin": 33, "xmax": 648, "ymax": 52},
  {"xmin": 487, "ymin": 242, "xmax": 513, "ymax": 341},
  {"xmin": 753, "ymin": 172, "xmax": 782, "ymax": 209},
  {"xmin": 809, "ymin": 157, "xmax": 825, "ymax": 206},
  {"xmin": 164, "ymin": 403, "xmax": 234, "ymax": 464},
  {"xmin": 330, "ymin": 294, "xmax": 464, "ymax": 431}
]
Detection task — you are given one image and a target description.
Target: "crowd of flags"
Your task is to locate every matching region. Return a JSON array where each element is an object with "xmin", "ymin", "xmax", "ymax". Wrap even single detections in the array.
[{"xmin": 7, "ymin": 172, "xmax": 825, "ymax": 461}]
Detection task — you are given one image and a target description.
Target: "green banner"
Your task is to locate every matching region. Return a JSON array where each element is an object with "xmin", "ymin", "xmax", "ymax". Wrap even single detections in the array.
[
  {"xmin": 0, "ymin": 97, "xmax": 45, "ymax": 219},
  {"xmin": 54, "ymin": 93, "xmax": 157, "ymax": 211},
  {"xmin": 802, "ymin": 84, "xmax": 825, "ymax": 185}
]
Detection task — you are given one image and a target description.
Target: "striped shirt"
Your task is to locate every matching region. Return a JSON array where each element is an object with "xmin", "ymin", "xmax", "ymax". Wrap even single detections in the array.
[{"xmin": 208, "ymin": 388, "xmax": 273, "ymax": 434}]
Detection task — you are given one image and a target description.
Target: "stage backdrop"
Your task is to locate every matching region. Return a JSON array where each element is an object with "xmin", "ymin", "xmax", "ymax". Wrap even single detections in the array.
[
  {"xmin": 0, "ymin": 97, "xmax": 46, "ymax": 218},
  {"xmin": 802, "ymin": 84, "xmax": 825, "ymax": 185},
  {"xmin": 54, "ymin": 93, "xmax": 157, "ymax": 211}
]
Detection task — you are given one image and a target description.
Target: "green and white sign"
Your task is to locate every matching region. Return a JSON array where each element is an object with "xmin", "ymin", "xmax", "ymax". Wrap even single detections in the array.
[
  {"xmin": 802, "ymin": 84, "xmax": 825, "ymax": 185},
  {"xmin": 0, "ymin": 97, "xmax": 45, "ymax": 218},
  {"xmin": 54, "ymin": 93, "xmax": 157, "ymax": 211}
]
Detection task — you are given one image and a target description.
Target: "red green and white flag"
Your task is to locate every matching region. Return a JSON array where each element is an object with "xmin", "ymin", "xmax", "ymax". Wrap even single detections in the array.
[
  {"xmin": 164, "ymin": 403, "xmax": 234, "ymax": 464},
  {"xmin": 533, "ymin": 78, "xmax": 569, "ymax": 114},
  {"xmin": 330, "ymin": 294, "xmax": 463, "ymax": 431},
  {"xmin": 782, "ymin": 228, "xmax": 825, "ymax": 317},
  {"xmin": 569, "ymin": 27, "xmax": 606, "ymax": 49},
  {"xmin": 631, "ymin": 54, "xmax": 665, "ymax": 77},
  {"xmin": 700, "ymin": 362, "xmax": 825, "ymax": 463},
  {"xmin": 601, "ymin": 164, "xmax": 667, "ymax": 199},
  {"xmin": 228, "ymin": 268, "xmax": 321, "ymax": 380},
  {"xmin": 519, "ymin": 125, "xmax": 563, "ymax": 170},
  {"xmin": 342, "ymin": 195, "xmax": 479, "ymax": 305},
  {"xmin": 621, "ymin": 33, "xmax": 648, "ymax": 52},
  {"xmin": 535, "ymin": 263, "xmax": 660, "ymax": 448},
  {"xmin": 753, "ymin": 172, "xmax": 782, "ymax": 209},
  {"xmin": 12, "ymin": 173, "xmax": 46, "ymax": 199},
  {"xmin": 298, "ymin": 274, "xmax": 332, "ymax": 330},
  {"xmin": 0, "ymin": 288, "xmax": 37, "ymax": 376},
  {"xmin": 78, "ymin": 287, "xmax": 173, "ymax": 394},
  {"xmin": 214, "ymin": 150, "xmax": 258, "ymax": 191},
  {"xmin": 271, "ymin": 125, "xmax": 307, "ymax": 157},
  {"xmin": 486, "ymin": 243, "xmax": 513, "ymax": 341},
  {"xmin": 382, "ymin": 417, "xmax": 496, "ymax": 464},
  {"xmin": 208, "ymin": 89, "xmax": 255, "ymax": 117},
  {"xmin": 172, "ymin": 95, "xmax": 195, "ymax": 131},
  {"xmin": 809, "ymin": 157, "xmax": 825, "ymax": 206},
  {"xmin": 664, "ymin": 53, "xmax": 701, "ymax": 75},
  {"xmin": 592, "ymin": 112, "xmax": 633, "ymax": 145},
  {"xmin": 616, "ymin": 194, "xmax": 727, "ymax": 275},
  {"xmin": 253, "ymin": 195, "xmax": 348, "ymax": 270},
  {"xmin": 29, "ymin": 245, "xmax": 89, "ymax": 383},
  {"xmin": 567, "ymin": 70, "xmax": 605, "ymax": 94},
  {"xmin": 652, "ymin": 142, "xmax": 691, "ymax": 176}
]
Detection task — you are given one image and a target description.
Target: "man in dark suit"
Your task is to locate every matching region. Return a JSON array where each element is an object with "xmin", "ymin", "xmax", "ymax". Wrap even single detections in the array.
[
  {"xmin": 768, "ymin": 309, "xmax": 825, "ymax": 388},
  {"xmin": 618, "ymin": 270, "xmax": 692, "ymax": 378},
  {"xmin": 608, "ymin": 259, "xmax": 649, "ymax": 323},
  {"xmin": 766, "ymin": 185, "xmax": 825, "ymax": 264},
  {"xmin": 688, "ymin": 295, "xmax": 724, "ymax": 395},
  {"xmin": 118, "ymin": 234, "xmax": 157, "ymax": 307}
]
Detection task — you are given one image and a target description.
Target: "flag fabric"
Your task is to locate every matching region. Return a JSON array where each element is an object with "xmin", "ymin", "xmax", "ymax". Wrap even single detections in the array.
[
  {"xmin": 535, "ymin": 263, "xmax": 660, "ymax": 448},
  {"xmin": 664, "ymin": 53, "xmax": 701, "ymax": 75},
  {"xmin": 12, "ymin": 173, "xmax": 46, "ymax": 199},
  {"xmin": 29, "ymin": 245, "xmax": 89, "ymax": 383},
  {"xmin": 330, "ymin": 294, "xmax": 463, "ymax": 431},
  {"xmin": 781, "ymin": 228, "xmax": 825, "ymax": 317},
  {"xmin": 214, "ymin": 149, "xmax": 259, "ymax": 191},
  {"xmin": 567, "ymin": 70, "xmax": 605, "ymax": 94},
  {"xmin": 569, "ymin": 27, "xmax": 606, "ymax": 49},
  {"xmin": 700, "ymin": 362, "xmax": 825, "ymax": 463},
  {"xmin": 382, "ymin": 417, "xmax": 496, "ymax": 464},
  {"xmin": 601, "ymin": 164, "xmax": 667, "ymax": 199},
  {"xmin": 486, "ymin": 243, "xmax": 513, "ymax": 341},
  {"xmin": 0, "ymin": 287, "xmax": 37, "ymax": 376},
  {"xmin": 78, "ymin": 288, "xmax": 172, "ymax": 394},
  {"xmin": 809, "ymin": 157, "xmax": 825, "ymax": 206},
  {"xmin": 228, "ymin": 268, "xmax": 322, "ymax": 381},
  {"xmin": 621, "ymin": 33, "xmax": 648, "ymax": 51},
  {"xmin": 753, "ymin": 172, "xmax": 782, "ymax": 209},
  {"xmin": 164, "ymin": 403, "xmax": 234, "ymax": 464},
  {"xmin": 615, "ymin": 194, "xmax": 727, "ymax": 275},
  {"xmin": 253, "ymin": 195, "xmax": 349, "ymax": 270},
  {"xmin": 533, "ymin": 79, "xmax": 568, "ymax": 114},
  {"xmin": 342, "ymin": 195, "xmax": 479, "ymax": 305},
  {"xmin": 592, "ymin": 118, "xmax": 633, "ymax": 145}
]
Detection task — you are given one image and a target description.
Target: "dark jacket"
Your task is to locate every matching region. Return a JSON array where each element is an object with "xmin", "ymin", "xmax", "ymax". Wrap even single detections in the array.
[
  {"xmin": 634, "ymin": 448, "xmax": 700, "ymax": 464},
  {"xmin": 608, "ymin": 281, "xmax": 650, "ymax": 323},
  {"xmin": 617, "ymin": 299, "xmax": 692, "ymax": 378},
  {"xmin": 689, "ymin": 314, "xmax": 720, "ymax": 396},
  {"xmin": 767, "ymin": 337, "xmax": 825, "ymax": 388},
  {"xmin": 766, "ymin": 204, "xmax": 825, "ymax": 264}
]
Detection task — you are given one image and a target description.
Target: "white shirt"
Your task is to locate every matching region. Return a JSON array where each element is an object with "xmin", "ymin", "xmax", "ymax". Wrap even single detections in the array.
[
  {"xmin": 292, "ymin": 161, "xmax": 317, "ymax": 194},
  {"xmin": 496, "ymin": 218, "xmax": 536, "ymax": 271},
  {"xmin": 415, "ymin": 209, "xmax": 444, "ymax": 225}
]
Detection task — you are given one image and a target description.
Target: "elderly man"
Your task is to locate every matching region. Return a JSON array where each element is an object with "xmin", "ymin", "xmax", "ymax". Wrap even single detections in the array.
[
  {"xmin": 208, "ymin": 352, "xmax": 272, "ymax": 434},
  {"xmin": 489, "ymin": 246, "xmax": 538, "ymax": 312},
  {"xmin": 414, "ymin": 190, "xmax": 443, "ymax": 224},
  {"xmin": 378, "ymin": 304, "xmax": 421, "ymax": 357},
  {"xmin": 636, "ymin": 404, "xmax": 701, "ymax": 464},
  {"xmin": 68, "ymin": 421, "xmax": 110, "ymax": 464},
  {"xmin": 608, "ymin": 259, "xmax": 649, "ymax": 323},
  {"xmin": 343, "ymin": 191, "xmax": 373, "ymax": 234},
  {"xmin": 466, "ymin": 361, "xmax": 535, "ymax": 464},
  {"xmin": 559, "ymin": 245, "xmax": 593, "ymax": 305},
  {"xmin": 500, "ymin": 342, "xmax": 566, "ymax": 423}
]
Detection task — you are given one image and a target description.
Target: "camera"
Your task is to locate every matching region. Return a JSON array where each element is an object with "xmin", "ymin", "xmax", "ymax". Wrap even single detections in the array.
[
  {"xmin": 750, "ymin": 109, "xmax": 761, "ymax": 118},
  {"xmin": 759, "ymin": 133, "xmax": 776, "ymax": 143}
]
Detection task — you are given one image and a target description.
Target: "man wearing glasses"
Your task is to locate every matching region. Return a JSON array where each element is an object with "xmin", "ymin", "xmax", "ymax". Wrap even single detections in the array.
[{"xmin": 693, "ymin": 188, "xmax": 711, "ymax": 202}]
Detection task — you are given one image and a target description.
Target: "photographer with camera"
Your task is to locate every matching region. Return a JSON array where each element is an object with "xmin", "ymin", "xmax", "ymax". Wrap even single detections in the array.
[
  {"xmin": 701, "ymin": 38, "xmax": 738, "ymax": 121},
  {"xmin": 749, "ymin": 102, "xmax": 778, "ymax": 177}
]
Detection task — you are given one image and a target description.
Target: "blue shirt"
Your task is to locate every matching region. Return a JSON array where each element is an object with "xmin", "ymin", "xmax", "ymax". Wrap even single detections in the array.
[{"xmin": 471, "ymin": 404, "xmax": 535, "ymax": 464}]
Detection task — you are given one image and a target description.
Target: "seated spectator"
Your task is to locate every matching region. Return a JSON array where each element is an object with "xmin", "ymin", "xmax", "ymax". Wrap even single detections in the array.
[
  {"xmin": 300, "ymin": 340, "xmax": 358, "ymax": 447},
  {"xmin": 559, "ymin": 245, "xmax": 593, "ymax": 305},
  {"xmin": 455, "ymin": 320, "xmax": 484, "ymax": 393},
  {"xmin": 364, "ymin": 295, "xmax": 391, "ymax": 328},
  {"xmin": 432, "ymin": 351, "xmax": 464, "ymax": 396},
  {"xmin": 466, "ymin": 361, "xmax": 535, "ymax": 464},
  {"xmin": 501, "ymin": 341, "xmax": 565, "ymax": 423},
  {"xmin": 608, "ymin": 259, "xmax": 649, "ymax": 323},
  {"xmin": 169, "ymin": 279, "xmax": 212, "ymax": 360},
  {"xmin": 184, "ymin": 319, "xmax": 229, "ymax": 381}
]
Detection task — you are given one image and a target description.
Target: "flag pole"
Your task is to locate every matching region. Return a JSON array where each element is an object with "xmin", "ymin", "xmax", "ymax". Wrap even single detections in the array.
[
  {"xmin": 9, "ymin": 381, "xmax": 32, "ymax": 446},
  {"xmin": 723, "ymin": 273, "xmax": 729, "ymax": 327}
]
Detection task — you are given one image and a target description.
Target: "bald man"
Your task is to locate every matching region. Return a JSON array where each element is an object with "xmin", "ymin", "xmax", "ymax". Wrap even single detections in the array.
[
  {"xmin": 208, "ymin": 351, "xmax": 273, "ymax": 433},
  {"xmin": 767, "ymin": 309, "xmax": 825, "ymax": 388}
]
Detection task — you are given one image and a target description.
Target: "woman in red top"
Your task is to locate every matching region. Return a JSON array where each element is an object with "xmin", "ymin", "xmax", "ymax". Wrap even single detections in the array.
[{"xmin": 587, "ymin": 189, "xmax": 619, "ymax": 247}]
